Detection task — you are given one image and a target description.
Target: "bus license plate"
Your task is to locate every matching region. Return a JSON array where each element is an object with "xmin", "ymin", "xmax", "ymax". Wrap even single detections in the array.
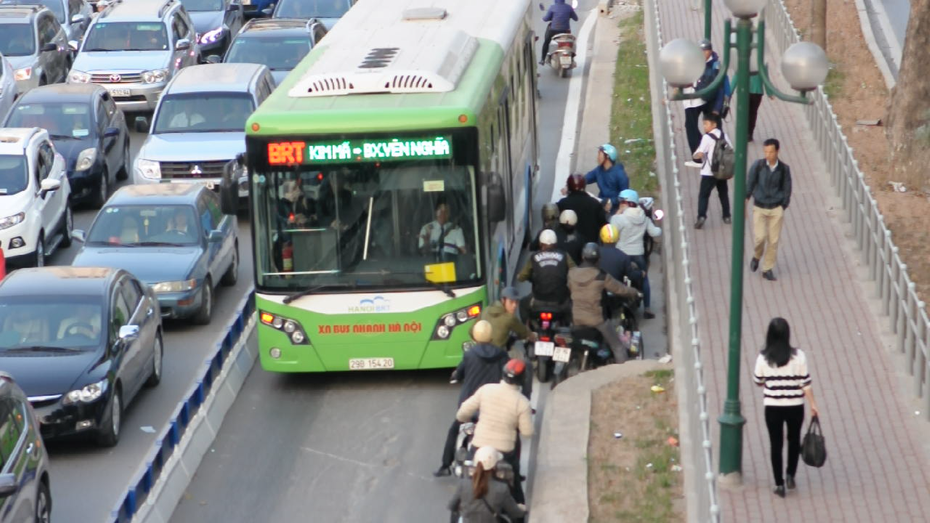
[
  {"xmin": 534, "ymin": 341, "xmax": 554, "ymax": 357},
  {"xmin": 111, "ymin": 88, "xmax": 131, "ymax": 97},
  {"xmin": 349, "ymin": 357, "xmax": 394, "ymax": 370},
  {"xmin": 553, "ymin": 346, "xmax": 572, "ymax": 363}
]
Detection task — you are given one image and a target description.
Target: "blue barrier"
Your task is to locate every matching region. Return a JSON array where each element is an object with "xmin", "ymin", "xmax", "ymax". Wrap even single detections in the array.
[{"xmin": 109, "ymin": 290, "xmax": 256, "ymax": 523}]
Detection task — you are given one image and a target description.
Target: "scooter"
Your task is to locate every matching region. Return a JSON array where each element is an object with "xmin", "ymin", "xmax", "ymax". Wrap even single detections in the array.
[
  {"xmin": 538, "ymin": 3, "xmax": 577, "ymax": 78},
  {"xmin": 529, "ymin": 305, "xmax": 568, "ymax": 382},
  {"xmin": 452, "ymin": 421, "xmax": 476, "ymax": 479},
  {"xmin": 449, "ymin": 460, "xmax": 518, "ymax": 523},
  {"xmin": 639, "ymin": 197, "xmax": 665, "ymax": 264}
]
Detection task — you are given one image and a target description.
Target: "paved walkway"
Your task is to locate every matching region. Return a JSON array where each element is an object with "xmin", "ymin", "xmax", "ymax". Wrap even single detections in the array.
[{"xmin": 656, "ymin": 0, "xmax": 930, "ymax": 521}]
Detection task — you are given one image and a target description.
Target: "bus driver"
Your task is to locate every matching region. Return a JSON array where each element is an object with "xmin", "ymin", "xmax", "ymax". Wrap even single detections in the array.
[{"xmin": 419, "ymin": 201, "xmax": 467, "ymax": 261}]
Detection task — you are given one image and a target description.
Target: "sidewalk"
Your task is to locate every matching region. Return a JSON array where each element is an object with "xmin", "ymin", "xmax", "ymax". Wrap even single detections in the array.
[{"xmin": 656, "ymin": 0, "xmax": 930, "ymax": 521}]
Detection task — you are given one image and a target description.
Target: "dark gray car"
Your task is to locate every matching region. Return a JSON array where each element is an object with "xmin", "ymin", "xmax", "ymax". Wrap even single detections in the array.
[
  {"xmin": 0, "ymin": 6, "xmax": 72, "ymax": 93},
  {"xmin": 178, "ymin": 0, "xmax": 243, "ymax": 57},
  {"xmin": 220, "ymin": 17, "xmax": 323, "ymax": 84},
  {"xmin": 0, "ymin": 372, "xmax": 51, "ymax": 523}
]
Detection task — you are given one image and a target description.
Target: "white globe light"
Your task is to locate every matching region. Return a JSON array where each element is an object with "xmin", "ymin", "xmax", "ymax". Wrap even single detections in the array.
[
  {"xmin": 723, "ymin": 0, "xmax": 766, "ymax": 18},
  {"xmin": 781, "ymin": 42, "xmax": 829, "ymax": 92},
  {"xmin": 659, "ymin": 38, "xmax": 705, "ymax": 87}
]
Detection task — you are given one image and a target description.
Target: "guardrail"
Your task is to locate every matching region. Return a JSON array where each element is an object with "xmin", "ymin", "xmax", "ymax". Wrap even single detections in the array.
[
  {"xmin": 641, "ymin": 0, "xmax": 720, "ymax": 521},
  {"xmin": 108, "ymin": 290, "xmax": 257, "ymax": 523},
  {"xmin": 764, "ymin": 0, "xmax": 930, "ymax": 419}
]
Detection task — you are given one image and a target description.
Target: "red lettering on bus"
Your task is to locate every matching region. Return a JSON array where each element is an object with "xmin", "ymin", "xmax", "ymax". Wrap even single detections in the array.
[{"xmin": 268, "ymin": 141, "xmax": 306, "ymax": 165}]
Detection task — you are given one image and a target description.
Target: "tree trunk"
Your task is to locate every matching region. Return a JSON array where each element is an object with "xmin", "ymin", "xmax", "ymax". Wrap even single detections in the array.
[
  {"xmin": 810, "ymin": 0, "xmax": 827, "ymax": 49},
  {"xmin": 887, "ymin": 0, "xmax": 930, "ymax": 191}
]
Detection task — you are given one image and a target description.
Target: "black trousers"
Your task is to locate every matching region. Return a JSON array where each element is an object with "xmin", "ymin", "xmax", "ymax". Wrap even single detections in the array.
[
  {"xmin": 685, "ymin": 103, "xmax": 711, "ymax": 154},
  {"xmin": 764, "ymin": 404, "xmax": 805, "ymax": 486},
  {"xmin": 540, "ymin": 26, "xmax": 558, "ymax": 63},
  {"xmin": 440, "ymin": 419, "xmax": 461, "ymax": 469},
  {"xmin": 502, "ymin": 438, "xmax": 525, "ymax": 504},
  {"xmin": 748, "ymin": 93, "xmax": 764, "ymax": 140},
  {"xmin": 697, "ymin": 175, "xmax": 731, "ymax": 219}
]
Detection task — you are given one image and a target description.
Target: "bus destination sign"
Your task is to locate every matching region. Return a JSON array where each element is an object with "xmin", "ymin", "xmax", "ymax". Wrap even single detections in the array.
[{"xmin": 267, "ymin": 136, "xmax": 452, "ymax": 165}]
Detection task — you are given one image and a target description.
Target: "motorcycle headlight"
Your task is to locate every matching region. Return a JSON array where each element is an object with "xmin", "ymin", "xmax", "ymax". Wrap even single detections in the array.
[
  {"xmin": 76, "ymin": 148, "xmax": 97, "ymax": 171},
  {"xmin": 141, "ymin": 69, "xmax": 168, "ymax": 84},
  {"xmin": 199, "ymin": 27, "xmax": 225, "ymax": 44},
  {"xmin": 14, "ymin": 67, "xmax": 32, "ymax": 81},
  {"xmin": 68, "ymin": 70, "xmax": 90, "ymax": 83},
  {"xmin": 0, "ymin": 212, "xmax": 25, "ymax": 230},
  {"xmin": 135, "ymin": 158, "xmax": 161, "ymax": 180},
  {"xmin": 62, "ymin": 379, "xmax": 108, "ymax": 405},
  {"xmin": 151, "ymin": 279, "xmax": 197, "ymax": 293}
]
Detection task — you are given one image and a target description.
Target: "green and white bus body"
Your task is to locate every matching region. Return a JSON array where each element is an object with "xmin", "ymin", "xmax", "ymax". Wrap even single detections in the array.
[{"xmin": 246, "ymin": 0, "xmax": 539, "ymax": 372}]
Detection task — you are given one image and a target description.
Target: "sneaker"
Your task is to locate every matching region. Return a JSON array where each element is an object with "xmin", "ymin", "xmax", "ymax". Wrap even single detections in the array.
[
  {"xmin": 763, "ymin": 270, "xmax": 777, "ymax": 281},
  {"xmin": 694, "ymin": 217, "xmax": 705, "ymax": 229},
  {"xmin": 684, "ymin": 161, "xmax": 702, "ymax": 168},
  {"xmin": 433, "ymin": 466, "xmax": 451, "ymax": 477},
  {"xmin": 643, "ymin": 309, "xmax": 655, "ymax": 319},
  {"xmin": 750, "ymin": 258, "xmax": 759, "ymax": 272},
  {"xmin": 786, "ymin": 475, "xmax": 796, "ymax": 490},
  {"xmin": 774, "ymin": 485, "xmax": 786, "ymax": 498},
  {"xmin": 722, "ymin": 216, "xmax": 732, "ymax": 224},
  {"xmin": 538, "ymin": 59, "xmax": 546, "ymax": 66}
]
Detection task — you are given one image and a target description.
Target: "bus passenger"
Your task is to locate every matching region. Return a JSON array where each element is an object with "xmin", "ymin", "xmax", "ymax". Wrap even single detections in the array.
[{"xmin": 418, "ymin": 201, "xmax": 467, "ymax": 261}]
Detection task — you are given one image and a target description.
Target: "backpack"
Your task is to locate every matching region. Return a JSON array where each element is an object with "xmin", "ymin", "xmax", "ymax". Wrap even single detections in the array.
[{"xmin": 709, "ymin": 132, "xmax": 735, "ymax": 180}]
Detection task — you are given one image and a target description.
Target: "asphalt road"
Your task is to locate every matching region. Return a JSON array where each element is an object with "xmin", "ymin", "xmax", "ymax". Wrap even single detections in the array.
[
  {"xmin": 42, "ymin": 126, "xmax": 256, "ymax": 522},
  {"xmin": 169, "ymin": 3, "xmax": 595, "ymax": 522}
]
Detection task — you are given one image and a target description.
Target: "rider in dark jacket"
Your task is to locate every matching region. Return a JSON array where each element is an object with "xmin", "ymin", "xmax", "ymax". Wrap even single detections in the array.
[
  {"xmin": 557, "ymin": 174, "xmax": 607, "ymax": 245},
  {"xmin": 517, "ymin": 229, "xmax": 575, "ymax": 321},
  {"xmin": 540, "ymin": 0, "xmax": 578, "ymax": 64}
]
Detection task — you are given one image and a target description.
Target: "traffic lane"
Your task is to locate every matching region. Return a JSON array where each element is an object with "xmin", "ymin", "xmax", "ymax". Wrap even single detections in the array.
[
  {"xmin": 171, "ymin": 368, "xmax": 462, "ymax": 523},
  {"xmin": 46, "ymin": 218, "xmax": 254, "ymax": 523}
]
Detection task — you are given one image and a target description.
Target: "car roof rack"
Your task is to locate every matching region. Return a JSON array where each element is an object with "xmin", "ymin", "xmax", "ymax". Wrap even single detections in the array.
[{"xmin": 157, "ymin": 0, "xmax": 177, "ymax": 19}]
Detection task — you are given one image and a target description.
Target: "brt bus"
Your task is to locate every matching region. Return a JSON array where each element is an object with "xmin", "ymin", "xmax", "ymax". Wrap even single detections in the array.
[{"xmin": 246, "ymin": 0, "xmax": 539, "ymax": 372}]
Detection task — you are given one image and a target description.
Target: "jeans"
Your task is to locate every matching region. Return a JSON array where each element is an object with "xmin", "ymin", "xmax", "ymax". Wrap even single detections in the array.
[
  {"xmin": 540, "ymin": 25, "xmax": 558, "ymax": 62},
  {"xmin": 685, "ymin": 103, "xmax": 710, "ymax": 154},
  {"xmin": 697, "ymin": 175, "xmax": 731, "ymax": 219},
  {"xmin": 630, "ymin": 254, "xmax": 651, "ymax": 309},
  {"xmin": 593, "ymin": 321, "xmax": 627, "ymax": 363},
  {"xmin": 764, "ymin": 404, "xmax": 805, "ymax": 486}
]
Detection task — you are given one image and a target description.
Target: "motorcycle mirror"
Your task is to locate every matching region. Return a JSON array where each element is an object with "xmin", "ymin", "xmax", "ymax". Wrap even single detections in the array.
[
  {"xmin": 654, "ymin": 209, "xmax": 665, "ymax": 221},
  {"xmin": 539, "ymin": 2, "xmax": 544, "ymax": 11}
]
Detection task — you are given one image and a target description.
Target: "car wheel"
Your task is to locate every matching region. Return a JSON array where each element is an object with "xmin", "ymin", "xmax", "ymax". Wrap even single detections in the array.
[
  {"xmin": 145, "ymin": 333, "xmax": 163, "ymax": 387},
  {"xmin": 33, "ymin": 233, "xmax": 45, "ymax": 267},
  {"xmin": 220, "ymin": 241, "xmax": 239, "ymax": 286},
  {"xmin": 116, "ymin": 140, "xmax": 130, "ymax": 181},
  {"xmin": 193, "ymin": 278, "xmax": 213, "ymax": 325},
  {"xmin": 35, "ymin": 480, "xmax": 51, "ymax": 523},
  {"xmin": 60, "ymin": 204, "xmax": 73, "ymax": 248},
  {"xmin": 93, "ymin": 168, "xmax": 109, "ymax": 208},
  {"xmin": 97, "ymin": 387, "xmax": 121, "ymax": 447}
]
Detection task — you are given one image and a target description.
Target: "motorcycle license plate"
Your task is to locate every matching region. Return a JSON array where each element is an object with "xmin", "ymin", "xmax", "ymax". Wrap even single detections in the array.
[
  {"xmin": 560, "ymin": 56, "xmax": 572, "ymax": 66},
  {"xmin": 534, "ymin": 341, "xmax": 554, "ymax": 357},
  {"xmin": 348, "ymin": 357, "xmax": 394, "ymax": 370},
  {"xmin": 553, "ymin": 346, "xmax": 572, "ymax": 363},
  {"xmin": 110, "ymin": 88, "xmax": 131, "ymax": 97}
]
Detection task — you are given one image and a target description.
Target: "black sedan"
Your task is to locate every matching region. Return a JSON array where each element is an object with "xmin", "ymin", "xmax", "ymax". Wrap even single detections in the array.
[
  {"xmin": 0, "ymin": 267, "xmax": 163, "ymax": 447},
  {"xmin": 3, "ymin": 84, "xmax": 130, "ymax": 208}
]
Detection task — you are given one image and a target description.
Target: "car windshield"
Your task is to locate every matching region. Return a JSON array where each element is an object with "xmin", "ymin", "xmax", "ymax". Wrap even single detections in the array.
[
  {"xmin": 153, "ymin": 93, "xmax": 255, "ymax": 134},
  {"xmin": 87, "ymin": 205, "xmax": 201, "ymax": 246},
  {"xmin": 83, "ymin": 22, "xmax": 169, "ymax": 52},
  {"xmin": 0, "ymin": 0, "xmax": 66, "ymax": 23},
  {"xmin": 6, "ymin": 103, "xmax": 93, "ymax": 139},
  {"xmin": 178, "ymin": 0, "xmax": 223, "ymax": 11},
  {"xmin": 0, "ymin": 298, "xmax": 104, "ymax": 350},
  {"xmin": 274, "ymin": 0, "xmax": 350, "ymax": 19},
  {"xmin": 0, "ymin": 24, "xmax": 35, "ymax": 56},
  {"xmin": 225, "ymin": 35, "xmax": 310, "ymax": 71},
  {"xmin": 0, "ymin": 155, "xmax": 27, "ymax": 195}
]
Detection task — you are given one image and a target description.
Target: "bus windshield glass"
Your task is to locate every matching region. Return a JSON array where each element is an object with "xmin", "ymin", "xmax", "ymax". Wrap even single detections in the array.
[{"xmin": 252, "ymin": 136, "xmax": 482, "ymax": 291}]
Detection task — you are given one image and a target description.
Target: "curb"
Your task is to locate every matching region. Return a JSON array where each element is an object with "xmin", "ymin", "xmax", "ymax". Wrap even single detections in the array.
[{"xmin": 852, "ymin": 0, "xmax": 898, "ymax": 89}]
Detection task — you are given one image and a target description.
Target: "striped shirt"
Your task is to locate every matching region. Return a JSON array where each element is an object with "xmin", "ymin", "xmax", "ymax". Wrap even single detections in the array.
[{"xmin": 752, "ymin": 350, "xmax": 812, "ymax": 407}]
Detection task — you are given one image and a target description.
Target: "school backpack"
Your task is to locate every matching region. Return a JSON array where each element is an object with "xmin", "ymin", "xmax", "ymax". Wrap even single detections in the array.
[{"xmin": 709, "ymin": 132, "xmax": 735, "ymax": 181}]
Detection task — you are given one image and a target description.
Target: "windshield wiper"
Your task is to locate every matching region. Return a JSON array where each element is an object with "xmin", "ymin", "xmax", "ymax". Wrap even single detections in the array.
[
  {"xmin": 48, "ymin": 133, "xmax": 76, "ymax": 140},
  {"xmin": 84, "ymin": 48, "xmax": 113, "ymax": 52},
  {"xmin": 135, "ymin": 241, "xmax": 184, "ymax": 247},
  {"xmin": 282, "ymin": 282, "xmax": 354, "ymax": 304},
  {"xmin": 356, "ymin": 269, "xmax": 457, "ymax": 298},
  {"xmin": 5, "ymin": 345, "xmax": 77, "ymax": 353}
]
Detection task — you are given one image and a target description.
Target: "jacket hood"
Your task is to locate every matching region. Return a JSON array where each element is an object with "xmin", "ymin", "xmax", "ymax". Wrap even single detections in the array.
[
  {"xmin": 484, "ymin": 303, "xmax": 507, "ymax": 319},
  {"xmin": 570, "ymin": 265, "xmax": 602, "ymax": 285},
  {"xmin": 623, "ymin": 206, "xmax": 646, "ymax": 225},
  {"xmin": 471, "ymin": 343, "xmax": 505, "ymax": 361}
]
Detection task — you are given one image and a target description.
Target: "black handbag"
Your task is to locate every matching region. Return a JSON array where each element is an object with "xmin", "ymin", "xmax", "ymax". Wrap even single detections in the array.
[{"xmin": 801, "ymin": 415, "xmax": 827, "ymax": 467}]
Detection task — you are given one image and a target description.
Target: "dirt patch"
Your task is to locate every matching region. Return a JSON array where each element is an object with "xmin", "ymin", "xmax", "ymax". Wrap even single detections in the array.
[
  {"xmin": 588, "ymin": 369, "xmax": 684, "ymax": 522},
  {"xmin": 782, "ymin": 0, "xmax": 930, "ymax": 300}
]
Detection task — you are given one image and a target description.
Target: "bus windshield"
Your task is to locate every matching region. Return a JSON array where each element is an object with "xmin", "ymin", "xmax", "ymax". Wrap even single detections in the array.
[{"xmin": 252, "ymin": 143, "xmax": 482, "ymax": 291}]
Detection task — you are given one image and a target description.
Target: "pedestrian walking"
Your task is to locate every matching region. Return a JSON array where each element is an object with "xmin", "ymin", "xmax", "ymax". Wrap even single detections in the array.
[
  {"xmin": 752, "ymin": 317, "xmax": 820, "ymax": 499},
  {"xmin": 747, "ymin": 138, "xmax": 792, "ymax": 281},
  {"xmin": 683, "ymin": 38, "xmax": 721, "ymax": 165},
  {"xmin": 747, "ymin": 68, "xmax": 765, "ymax": 141},
  {"xmin": 691, "ymin": 114, "xmax": 731, "ymax": 229}
]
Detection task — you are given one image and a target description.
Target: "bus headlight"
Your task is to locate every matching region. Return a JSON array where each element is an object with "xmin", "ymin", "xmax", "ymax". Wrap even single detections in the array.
[
  {"xmin": 437, "ymin": 326, "xmax": 450, "ymax": 339},
  {"xmin": 260, "ymin": 310, "xmax": 309, "ymax": 345},
  {"xmin": 269, "ymin": 347, "xmax": 282, "ymax": 359},
  {"xmin": 431, "ymin": 303, "xmax": 482, "ymax": 341},
  {"xmin": 291, "ymin": 331, "xmax": 305, "ymax": 344}
]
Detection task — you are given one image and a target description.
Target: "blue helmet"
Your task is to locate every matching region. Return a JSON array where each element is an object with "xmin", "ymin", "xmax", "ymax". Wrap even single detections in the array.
[
  {"xmin": 619, "ymin": 189, "xmax": 639, "ymax": 204},
  {"xmin": 599, "ymin": 143, "xmax": 618, "ymax": 163}
]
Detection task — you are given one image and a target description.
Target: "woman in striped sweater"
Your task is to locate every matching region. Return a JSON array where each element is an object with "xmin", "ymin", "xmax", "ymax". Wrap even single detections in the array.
[{"xmin": 753, "ymin": 317, "xmax": 821, "ymax": 498}]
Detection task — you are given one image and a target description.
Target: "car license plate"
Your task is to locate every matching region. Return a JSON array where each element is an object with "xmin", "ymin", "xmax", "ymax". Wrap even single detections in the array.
[
  {"xmin": 553, "ymin": 346, "xmax": 572, "ymax": 363},
  {"xmin": 242, "ymin": 0, "xmax": 250, "ymax": 4},
  {"xmin": 560, "ymin": 56, "xmax": 572, "ymax": 66},
  {"xmin": 111, "ymin": 88, "xmax": 131, "ymax": 97},
  {"xmin": 348, "ymin": 357, "xmax": 394, "ymax": 370},
  {"xmin": 534, "ymin": 341, "xmax": 554, "ymax": 357}
]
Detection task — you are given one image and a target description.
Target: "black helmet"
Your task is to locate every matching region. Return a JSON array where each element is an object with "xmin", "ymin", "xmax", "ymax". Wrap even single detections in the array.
[
  {"xmin": 582, "ymin": 242, "xmax": 600, "ymax": 264},
  {"xmin": 503, "ymin": 359, "xmax": 526, "ymax": 385}
]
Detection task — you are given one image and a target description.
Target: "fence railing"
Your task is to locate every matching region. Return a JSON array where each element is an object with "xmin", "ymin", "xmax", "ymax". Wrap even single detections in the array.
[
  {"xmin": 641, "ymin": 0, "xmax": 720, "ymax": 520},
  {"xmin": 764, "ymin": 0, "xmax": 930, "ymax": 419},
  {"xmin": 108, "ymin": 290, "xmax": 257, "ymax": 523}
]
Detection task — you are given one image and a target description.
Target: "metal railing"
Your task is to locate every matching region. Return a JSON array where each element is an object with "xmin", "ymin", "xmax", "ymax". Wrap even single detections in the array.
[
  {"xmin": 642, "ymin": 0, "xmax": 720, "ymax": 520},
  {"xmin": 764, "ymin": 0, "xmax": 930, "ymax": 417},
  {"xmin": 108, "ymin": 291, "xmax": 256, "ymax": 523}
]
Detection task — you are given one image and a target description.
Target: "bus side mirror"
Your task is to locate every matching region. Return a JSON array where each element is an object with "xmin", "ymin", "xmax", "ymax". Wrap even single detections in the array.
[{"xmin": 485, "ymin": 172, "xmax": 506, "ymax": 223}]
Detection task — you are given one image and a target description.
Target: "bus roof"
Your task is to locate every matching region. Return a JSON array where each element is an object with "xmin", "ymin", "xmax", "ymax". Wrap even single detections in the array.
[{"xmin": 247, "ymin": 0, "xmax": 530, "ymax": 136}]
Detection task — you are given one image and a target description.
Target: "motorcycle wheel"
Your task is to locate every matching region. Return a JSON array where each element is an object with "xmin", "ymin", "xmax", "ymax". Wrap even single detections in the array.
[
  {"xmin": 536, "ymin": 357, "xmax": 552, "ymax": 382},
  {"xmin": 559, "ymin": 67, "xmax": 567, "ymax": 78},
  {"xmin": 550, "ymin": 361, "xmax": 564, "ymax": 390}
]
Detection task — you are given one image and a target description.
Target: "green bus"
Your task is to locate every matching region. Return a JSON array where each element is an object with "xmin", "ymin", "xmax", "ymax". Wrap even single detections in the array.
[{"xmin": 246, "ymin": 0, "xmax": 540, "ymax": 372}]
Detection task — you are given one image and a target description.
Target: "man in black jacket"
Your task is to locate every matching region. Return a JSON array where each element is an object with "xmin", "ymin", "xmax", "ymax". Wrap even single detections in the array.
[
  {"xmin": 747, "ymin": 138, "xmax": 792, "ymax": 281},
  {"xmin": 516, "ymin": 229, "xmax": 575, "ymax": 321},
  {"xmin": 557, "ymin": 174, "xmax": 607, "ymax": 244}
]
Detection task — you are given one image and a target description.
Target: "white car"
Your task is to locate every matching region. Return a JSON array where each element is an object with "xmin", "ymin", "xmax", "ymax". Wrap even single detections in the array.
[{"xmin": 0, "ymin": 127, "xmax": 72, "ymax": 267}]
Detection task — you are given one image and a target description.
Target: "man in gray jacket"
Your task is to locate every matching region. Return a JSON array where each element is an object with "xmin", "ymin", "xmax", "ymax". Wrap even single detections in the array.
[{"xmin": 746, "ymin": 138, "xmax": 792, "ymax": 281}]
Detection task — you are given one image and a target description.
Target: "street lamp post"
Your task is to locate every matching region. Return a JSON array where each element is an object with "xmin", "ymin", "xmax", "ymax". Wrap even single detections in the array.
[{"xmin": 659, "ymin": 1, "xmax": 828, "ymax": 484}]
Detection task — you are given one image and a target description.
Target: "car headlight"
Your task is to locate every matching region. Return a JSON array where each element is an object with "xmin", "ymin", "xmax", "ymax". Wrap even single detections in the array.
[
  {"xmin": 199, "ymin": 27, "xmax": 225, "ymax": 44},
  {"xmin": 151, "ymin": 279, "xmax": 197, "ymax": 293},
  {"xmin": 68, "ymin": 70, "xmax": 90, "ymax": 83},
  {"xmin": 135, "ymin": 158, "xmax": 161, "ymax": 180},
  {"xmin": 141, "ymin": 69, "xmax": 168, "ymax": 84},
  {"xmin": 62, "ymin": 379, "xmax": 107, "ymax": 405},
  {"xmin": 14, "ymin": 67, "xmax": 32, "ymax": 81},
  {"xmin": 76, "ymin": 148, "xmax": 97, "ymax": 171},
  {"xmin": 0, "ymin": 212, "xmax": 25, "ymax": 230}
]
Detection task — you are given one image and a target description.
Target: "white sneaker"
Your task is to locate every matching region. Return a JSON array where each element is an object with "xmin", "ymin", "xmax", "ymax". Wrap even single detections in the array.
[{"xmin": 684, "ymin": 161, "xmax": 702, "ymax": 168}]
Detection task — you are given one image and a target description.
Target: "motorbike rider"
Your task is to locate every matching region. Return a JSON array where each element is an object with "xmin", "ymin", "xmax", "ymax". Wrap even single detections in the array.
[
  {"xmin": 598, "ymin": 224, "xmax": 644, "ymax": 290},
  {"xmin": 448, "ymin": 446, "xmax": 526, "ymax": 523},
  {"xmin": 435, "ymin": 320, "xmax": 510, "ymax": 478},
  {"xmin": 610, "ymin": 189, "xmax": 661, "ymax": 319},
  {"xmin": 540, "ymin": 0, "xmax": 578, "ymax": 65},
  {"xmin": 457, "ymin": 359, "xmax": 534, "ymax": 504},
  {"xmin": 568, "ymin": 243, "xmax": 641, "ymax": 362},
  {"xmin": 584, "ymin": 144, "xmax": 630, "ymax": 208},
  {"xmin": 482, "ymin": 287, "xmax": 538, "ymax": 352},
  {"xmin": 556, "ymin": 209, "xmax": 584, "ymax": 264},
  {"xmin": 557, "ymin": 174, "xmax": 607, "ymax": 244},
  {"xmin": 516, "ymin": 229, "xmax": 574, "ymax": 323},
  {"xmin": 529, "ymin": 203, "xmax": 561, "ymax": 251}
]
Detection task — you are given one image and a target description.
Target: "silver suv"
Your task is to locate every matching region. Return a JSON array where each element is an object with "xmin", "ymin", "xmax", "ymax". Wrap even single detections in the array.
[
  {"xmin": 67, "ymin": 0, "xmax": 199, "ymax": 112},
  {"xmin": 0, "ymin": 5, "xmax": 71, "ymax": 94}
]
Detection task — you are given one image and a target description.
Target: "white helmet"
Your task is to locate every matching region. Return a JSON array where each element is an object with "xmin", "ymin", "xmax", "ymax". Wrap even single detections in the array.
[
  {"xmin": 539, "ymin": 229, "xmax": 557, "ymax": 246},
  {"xmin": 474, "ymin": 446, "xmax": 502, "ymax": 470},
  {"xmin": 559, "ymin": 209, "xmax": 578, "ymax": 226}
]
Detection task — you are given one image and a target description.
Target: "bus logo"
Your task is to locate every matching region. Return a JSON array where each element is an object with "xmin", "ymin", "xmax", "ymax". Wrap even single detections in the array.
[{"xmin": 348, "ymin": 296, "xmax": 390, "ymax": 313}]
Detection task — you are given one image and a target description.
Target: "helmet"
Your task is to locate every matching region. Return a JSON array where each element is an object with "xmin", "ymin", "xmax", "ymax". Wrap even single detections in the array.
[
  {"xmin": 542, "ymin": 203, "xmax": 559, "ymax": 223},
  {"xmin": 539, "ymin": 229, "xmax": 557, "ymax": 246},
  {"xmin": 619, "ymin": 189, "xmax": 640, "ymax": 204},
  {"xmin": 699, "ymin": 38, "xmax": 713, "ymax": 51},
  {"xmin": 582, "ymin": 242, "xmax": 600, "ymax": 263},
  {"xmin": 474, "ymin": 446, "xmax": 502, "ymax": 470},
  {"xmin": 599, "ymin": 224, "xmax": 619, "ymax": 244},
  {"xmin": 566, "ymin": 174, "xmax": 586, "ymax": 192},
  {"xmin": 559, "ymin": 209, "xmax": 577, "ymax": 226},
  {"xmin": 599, "ymin": 144, "xmax": 618, "ymax": 163},
  {"xmin": 503, "ymin": 358, "xmax": 526, "ymax": 384},
  {"xmin": 471, "ymin": 320, "xmax": 493, "ymax": 343}
]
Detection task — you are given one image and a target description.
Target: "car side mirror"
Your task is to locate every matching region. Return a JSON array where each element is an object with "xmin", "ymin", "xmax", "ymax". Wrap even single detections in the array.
[
  {"xmin": 205, "ymin": 55, "xmax": 221, "ymax": 64},
  {"xmin": 118, "ymin": 325, "xmax": 139, "ymax": 342},
  {"xmin": 175, "ymin": 39, "xmax": 191, "ymax": 51},
  {"xmin": 39, "ymin": 178, "xmax": 61, "ymax": 197},
  {"xmin": 40, "ymin": 42, "xmax": 58, "ymax": 53},
  {"xmin": 484, "ymin": 172, "xmax": 506, "ymax": 223},
  {"xmin": 0, "ymin": 474, "xmax": 18, "ymax": 498},
  {"xmin": 71, "ymin": 13, "xmax": 85, "ymax": 23},
  {"xmin": 72, "ymin": 229, "xmax": 86, "ymax": 243},
  {"xmin": 133, "ymin": 116, "xmax": 149, "ymax": 134},
  {"xmin": 208, "ymin": 230, "xmax": 225, "ymax": 243},
  {"xmin": 104, "ymin": 127, "xmax": 120, "ymax": 138},
  {"xmin": 68, "ymin": 40, "xmax": 79, "ymax": 52},
  {"xmin": 261, "ymin": 6, "xmax": 273, "ymax": 15}
]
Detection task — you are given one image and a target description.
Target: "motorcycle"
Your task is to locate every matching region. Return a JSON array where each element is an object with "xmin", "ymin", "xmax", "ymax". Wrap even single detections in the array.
[
  {"xmin": 529, "ymin": 305, "xmax": 568, "ymax": 382},
  {"xmin": 639, "ymin": 197, "xmax": 665, "ymax": 265},
  {"xmin": 449, "ymin": 460, "xmax": 518, "ymax": 523},
  {"xmin": 452, "ymin": 421, "xmax": 476, "ymax": 479},
  {"xmin": 537, "ymin": 3, "xmax": 576, "ymax": 78}
]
